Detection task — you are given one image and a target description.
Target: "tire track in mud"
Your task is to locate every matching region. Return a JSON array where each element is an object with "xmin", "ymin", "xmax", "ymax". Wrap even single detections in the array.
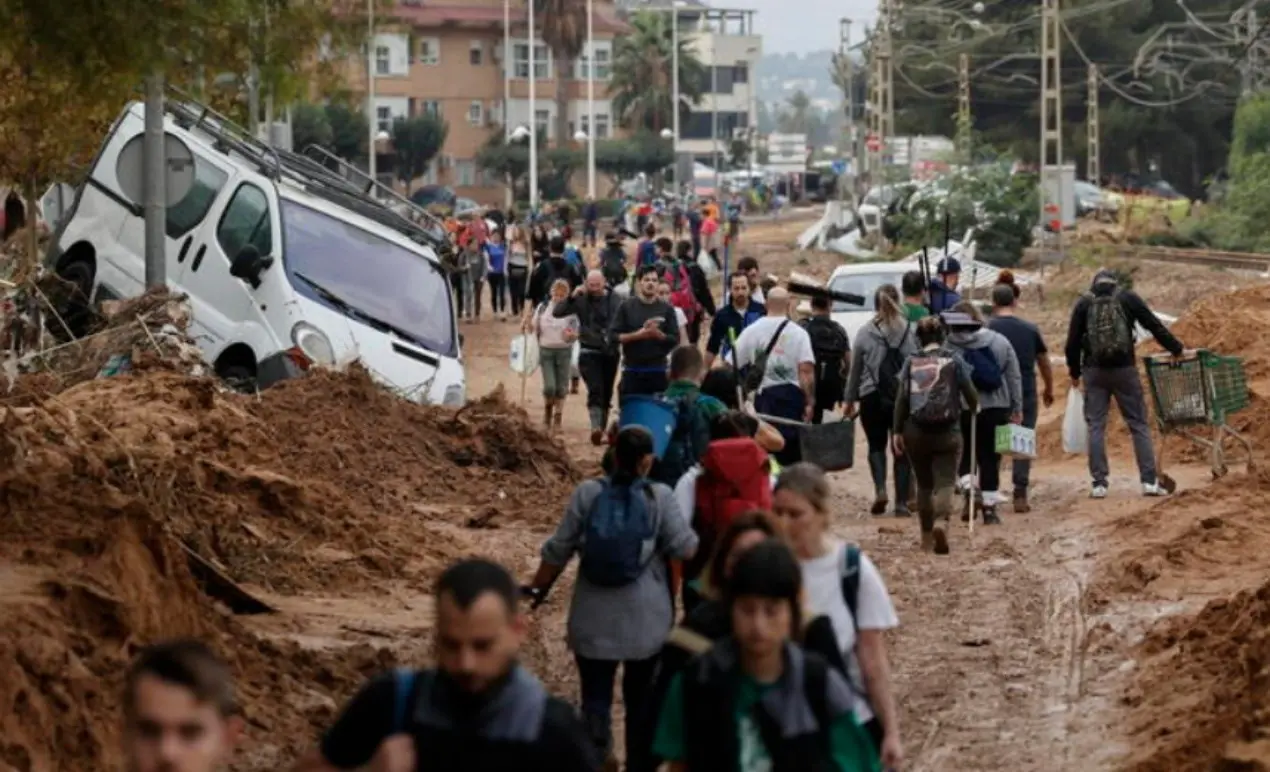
[{"xmin": 836, "ymin": 473, "xmax": 1139, "ymax": 771}]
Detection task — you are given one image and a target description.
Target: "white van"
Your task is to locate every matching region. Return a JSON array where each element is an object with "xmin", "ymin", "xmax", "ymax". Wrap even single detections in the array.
[{"xmin": 47, "ymin": 98, "xmax": 465, "ymax": 405}]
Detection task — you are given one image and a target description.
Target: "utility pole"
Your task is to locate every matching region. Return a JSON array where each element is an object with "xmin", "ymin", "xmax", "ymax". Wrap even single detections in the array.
[
  {"xmin": 1087, "ymin": 63, "xmax": 1100, "ymax": 184},
  {"xmin": 366, "ymin": 0, "xmax": 377, "ymax": 182},
  {"xmin": 878, "ymin": 0, "xmax": 894, "ymax": 170},
  {"xmin": 1039, "ymin": 0, "xmax": 1063, "ymax": 259},
  {"xmin": 143, "ymin": 74, "xmax": 167, "ymax": 288},
  {"xmin": 839, "ymin": 18, "xmax": 855, "ymax": 198},
  {"xmin": 957, "ymin": 53, "xmax": 971, "ymax": 164}
]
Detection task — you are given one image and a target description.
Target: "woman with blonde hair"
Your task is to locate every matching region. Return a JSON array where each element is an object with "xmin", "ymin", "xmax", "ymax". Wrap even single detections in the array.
[
  {"xmin": 529, "ymin": 278, "xmax": 579, "ymax": 431},
  {"xmin": 845, "ymin": 284, "xmax": 918, "ymax": 516},
  {"xmin": 772, "ymin": 462, "xmax": 903, "ymax": 769}
]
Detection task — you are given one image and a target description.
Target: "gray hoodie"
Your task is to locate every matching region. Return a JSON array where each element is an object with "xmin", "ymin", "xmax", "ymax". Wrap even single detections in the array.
[
  {"xmin": 947, "ymin": 327, "xmax": 1023, "ymax": 413},
  {"xmin": 845, "ymin": 319, "xmax": 919, "ymax": 402}
]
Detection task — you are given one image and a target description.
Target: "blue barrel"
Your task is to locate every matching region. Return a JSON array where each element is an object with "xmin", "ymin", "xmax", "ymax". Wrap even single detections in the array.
[{"xmin": 618, "ymin": 395, "xmax": 678, "ymax": 458}]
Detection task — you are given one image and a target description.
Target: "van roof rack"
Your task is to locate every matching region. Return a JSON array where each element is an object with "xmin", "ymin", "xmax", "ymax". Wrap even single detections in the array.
[{"xmin": 162, "ymin": 87, "xmax": 452, "ymax": 258}]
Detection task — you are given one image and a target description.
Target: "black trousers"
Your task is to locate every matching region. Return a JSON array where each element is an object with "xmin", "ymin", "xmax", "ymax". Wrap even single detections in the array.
[
  {"xmin": 959, "ymin": 407, "xmax": 1011, "ymax": 495},
  {"xmin": 488, "ymin": 273, "xmax": 507, "ymax": 314},
  {"xmin": 578, "ymin": 350, "xmax": 619, "ymax": 412},
  {"xmin": 507, "ymin": 265, "xmax": 528, "ymax": 316},
  {"xmin": 575, "ymin": 655, "xmax": 658, "ymax": 765}
]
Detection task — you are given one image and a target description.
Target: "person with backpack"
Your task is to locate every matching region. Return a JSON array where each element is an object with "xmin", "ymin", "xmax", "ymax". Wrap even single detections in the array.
[
  {"xmin": 653, "ymin": 539, "xmax": 882, "ymax": 772},
  {"xmin": 800, "ymin": 294, "xmax": 851, "ymax": 424},
  {"xmin": 733, "ymin": 287, "xmax": 817, "ymax": 466},
  {"xmin": 771, "ymin": 463, "xmax": 902, "ymax": 770},
  {"xmin": 844, "ymin": 284, "xmax": 918, "ymax": 516},
  {"xmin": 525, "ymin": 235, "xmax": 584, "ymax": 309},
  {"xmin": 892, "ymin": 316, "xmax": 980, "ymax": 554},
  {"xmin": 557, "ymin": 270, "xmax": 624, "ymax": 444},
  {"xmin": 1064, "ymin": 269, "xmax": 1184, "ymax": 498},
  {"xmin": 506, "ymin": 218, "xmax": 532, "ymax": 318},
  {"xmin": 988, "ymin": 279, "xmax": 1055, "ymax": 513},
  {"xmin": 945, "ymin": 302, "xmax": 1023, "ymax": 525},
  {"xmin": 298, "ymin": 559, "xmax": 599, "ymax": 772},
  {"xmin": 525, "ymin": 427, "xmax": 698, "ymax": 772},
  {"xmin": 609, "ymin": 264, "xmax": 681, "ymax": 397},
  {"xmin": 653, "ymin": 346, "xmax": 725, "ymax": 487},
  {"xmin": 636, "ymin": 224, "xmax": 659, "ymax": 269},
  {"xmin": 669, "ymin": 411, "xmax": 771, "ymax": 611},
  {"xmin": 706, "ymin": 272, "xmax": 766, "ymax": 369},
  {"xmin": 598, "ymin": 232, "xmax": 628, "ymax": 290},
  {"xmin": 672, "ymin": 239, "xmax": 716, "ymax": 345}
]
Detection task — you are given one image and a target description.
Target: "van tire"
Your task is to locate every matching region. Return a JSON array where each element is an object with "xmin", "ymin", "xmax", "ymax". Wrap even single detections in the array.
[
  {"xmin": 218, "ymin": 364, "xmax": 257, "ymax": 394},
  {"xmin": 55, "ymin": 257, "xmax": 96, "ymax": 338}
]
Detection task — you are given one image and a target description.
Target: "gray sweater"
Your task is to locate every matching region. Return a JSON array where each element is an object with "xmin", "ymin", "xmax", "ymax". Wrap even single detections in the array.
[
  {"xmin": 947, "ymin": 328, "xmax": 1024, "ymax": 413},
  {"xmin": 845, "ymin": 318, "xmax": 919, "ymax": 401},
  {"xmin": 541, "ymin": 478, "xmax": 698, "ymax": 661}
]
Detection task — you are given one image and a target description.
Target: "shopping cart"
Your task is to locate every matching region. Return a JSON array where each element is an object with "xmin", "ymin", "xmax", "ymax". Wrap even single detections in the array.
[{"xmin": 1143, "ymin": 350, "xmax": 1254, "ymax": 483}]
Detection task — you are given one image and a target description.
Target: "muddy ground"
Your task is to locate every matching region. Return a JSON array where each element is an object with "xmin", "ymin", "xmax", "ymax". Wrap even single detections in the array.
[{"xmin": 3, "ymin": 216, "xmax": 1270, "ymax": 771}]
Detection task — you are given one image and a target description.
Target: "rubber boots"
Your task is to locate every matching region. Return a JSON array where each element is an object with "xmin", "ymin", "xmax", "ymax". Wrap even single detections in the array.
[
  {"xmin": 868, "ymin": 451, "xmax": 888, "ymax": 515},
  {"xmin": 588, "ymin": 407, "xmax": 605, "ymax": 446},
  {"xmin": 552, "ymin": 400, "xmax": 564, "ymax": 433},
  {"xmin": 893, "ymin": 458, "xmax": 912, "ymax": 517},
  {"xmin": 543, "ymin": 401, "xmax": 554, "ymax": 430}
]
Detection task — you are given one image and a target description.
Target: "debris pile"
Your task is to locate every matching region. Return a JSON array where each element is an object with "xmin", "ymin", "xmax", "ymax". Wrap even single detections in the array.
[
  {"xmin": 1123, "ymin": 572, "xmax": 1270, "ymax": 771},
  {"xmin": 0, "ymin": 355, "xmax": 579, "ymax": 768}
]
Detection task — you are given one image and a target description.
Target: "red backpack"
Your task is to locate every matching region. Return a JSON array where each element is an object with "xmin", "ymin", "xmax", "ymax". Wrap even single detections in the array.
[
  {"xmin": 665, "ymin": 261, "xmax": 699, "ymax": 324},
  {"xmin": 686, "ymin": 437, "xmax": 772, "ymax": 581}
]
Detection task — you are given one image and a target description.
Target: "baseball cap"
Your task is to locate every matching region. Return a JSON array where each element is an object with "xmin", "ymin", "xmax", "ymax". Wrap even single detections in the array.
[{"xmin": 936, "ymin": 257, "xmax": 962, "ymax": 275}]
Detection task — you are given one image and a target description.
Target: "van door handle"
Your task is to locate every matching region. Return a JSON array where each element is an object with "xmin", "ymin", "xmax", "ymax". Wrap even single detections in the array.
[
  {"xmin": 177, "ymin": 236, "xmax": 192, "ymax": 264},
  {"xmin": 190, "ymin": 244, "xmax": 207, "ymax": 272}
]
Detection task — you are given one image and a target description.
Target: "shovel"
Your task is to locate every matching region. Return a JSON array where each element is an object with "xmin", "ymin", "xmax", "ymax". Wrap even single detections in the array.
[{"xmin": 1154, "ymin": 424, "xmax": 1178, "ymax": 493}]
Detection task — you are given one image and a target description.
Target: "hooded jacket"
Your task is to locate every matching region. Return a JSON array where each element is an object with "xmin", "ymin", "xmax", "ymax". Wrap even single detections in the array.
[
  {"xmin": 555, "ymin": 289, "xmax": 622, "ymax": 352},
  {"xmin": 927, "ymin": 278, "xmax": 962, "ymax": 314},
  {"xmin": 946, "ymin": 327, "xmax": 1023, "ymax": 413},
  {"xmin": 844, "ymin": 318, "xmax": 918, "ymax": 402},
  {"xmin": 686, "ymin": 438, "xmax": 772, "ymax": 580},
  {"xmin": 1063, "ymin": 270, "xmax": 1183, "ymax": 379}
]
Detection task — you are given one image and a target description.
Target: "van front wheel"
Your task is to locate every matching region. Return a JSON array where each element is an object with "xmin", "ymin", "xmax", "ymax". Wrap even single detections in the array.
[
  {"xmin": 218, "ymin": 364, "xmax": 257, "ymax": 394},
  {"xmin": 55, "ymin": 258, "xmax": 96, "ymax": 338}
]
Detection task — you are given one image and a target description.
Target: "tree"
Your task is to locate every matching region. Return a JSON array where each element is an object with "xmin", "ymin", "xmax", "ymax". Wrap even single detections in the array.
[
  {"xmin": 390, "ymin": 114, "xmax": 448, "ymax": 194},
  {"xmin": 292, "ymin": 102, "xmax": 334, "ymax": 153},
  {"xmin": 325, "ymin": 102, "xmax": 369, "ymax": 162},
  {"xmin": 728, "ymin": 137, "xmax": 751, "ymax": 168},
  {"xmin": 537, "ymin": 0, "xmax": 587, "ymax": 147},
  {"xmin": 609, "ymin": 11, "xmax": 707, "ymax": 132},
  {"xmin": 781, "ymin": 90, "xmax": 813, "ymax": 134}
]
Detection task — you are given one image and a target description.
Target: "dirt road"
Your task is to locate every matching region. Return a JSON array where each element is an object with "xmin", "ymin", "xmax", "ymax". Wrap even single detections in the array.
[{"xmin": 4, "ymin": 216, "xmax": 1268, "ymax": 771}]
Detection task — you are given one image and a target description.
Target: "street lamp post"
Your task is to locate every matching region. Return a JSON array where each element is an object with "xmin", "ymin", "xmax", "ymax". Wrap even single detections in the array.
[
  {"xmin": 586, "ymin": 0, "xmax": 596, "ymax": 199},
  {"xmin": 528, "ymin": 0, "xmax": 539, "ymax": 213},
  {"xmin": 671, "ymin": 2, "xmax": 680, "ymax": 200},
  {"xmin": 503, "ymin": 0, "xmax": 512, "ymax": 207},
  {"xmin": 367, "ymin": 0, "xmax": 377, "ymax": 182}
]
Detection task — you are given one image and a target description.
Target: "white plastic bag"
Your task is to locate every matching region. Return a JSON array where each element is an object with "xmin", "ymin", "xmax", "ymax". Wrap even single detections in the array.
[
  {"xmin": 697, "ymin": 250, "xmax": 720, "ymax": 280},
  {"xmin": 509, "ymin": 334, "xmax": 540, "ymax": 376},
  {"xmin": 571, "ymin": 341, "xmax": 581, "ymax": 375},
  {"xmin": 1062, "ymin": 388, "xmax": 1088, "ymax": 454}
]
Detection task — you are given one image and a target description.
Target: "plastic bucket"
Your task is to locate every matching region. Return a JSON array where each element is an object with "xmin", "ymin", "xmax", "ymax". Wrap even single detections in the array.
[{"xmin": 619, "ymin": 395, "xmax": 678, "ymax": 458}]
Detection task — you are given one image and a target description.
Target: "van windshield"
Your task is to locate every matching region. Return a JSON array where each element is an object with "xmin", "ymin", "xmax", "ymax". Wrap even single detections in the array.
[
  {"xmin": 280, "ymin": 200, "xmax": 456, "ymax": 357},
  {"xmin": 828, "ymin": 272, "xmax": 907, "ymax": 312}
]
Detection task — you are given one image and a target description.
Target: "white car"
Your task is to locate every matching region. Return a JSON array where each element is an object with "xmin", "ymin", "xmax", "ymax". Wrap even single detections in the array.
[
  {"xmin": 824, "ymin": 262, "xmax": 914, "ymax": 344},
  {"xmin": 49, "ymin": 99, "xmax": 466, "ymax": 405}
]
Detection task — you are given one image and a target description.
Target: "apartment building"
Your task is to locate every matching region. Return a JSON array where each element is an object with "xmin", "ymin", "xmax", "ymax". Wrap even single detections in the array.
[
  {"xmin": 357, "ymin": 0, "xmax": 629, "ymax": 203},
  {"xmin": 626, "ymin": 1, "xmax": 761, "ymax": 174}
]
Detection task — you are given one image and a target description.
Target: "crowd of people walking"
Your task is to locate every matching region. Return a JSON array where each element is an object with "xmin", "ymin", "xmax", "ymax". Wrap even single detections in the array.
[{"xmin": 127, "ymin": 207, "xmax": 1190, "ymax": 772}]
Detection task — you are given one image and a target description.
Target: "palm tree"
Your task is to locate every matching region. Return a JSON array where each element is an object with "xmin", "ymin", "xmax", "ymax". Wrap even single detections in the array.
[
  {"xmin": 781, "ymin": 90, "xmax": 813, "ymax": 134},
  {"xmin": 608, "ymin": 11, "xmax": 707, "ymax": 133},
  {"xmin": 536, "ymin": 0, "xmax": 587, "ymax": 147}
]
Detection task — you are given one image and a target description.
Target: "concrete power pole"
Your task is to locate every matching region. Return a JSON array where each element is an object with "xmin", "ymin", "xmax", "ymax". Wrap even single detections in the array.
[
  {"xmin": 957, "ymin": 53, "xmax": 971, "ymax": 164},
  {"xmin": 1040, "ymin": 0, "xmax": 1063, "ymax": 258},
  {"xmin": 1244, "ymin": 9, "xmax": 1259, "ymax": 96},
  {"xmin": 868, "ymin": 0, "xmax": 894, "ymax": 178},
  {"xmin": 1087, "ymin": 63, "xmax": 1100, "ymax": 184},
  {"xmin": 839, "ymin": 18, "xmax": 856, "ymax": 194}
]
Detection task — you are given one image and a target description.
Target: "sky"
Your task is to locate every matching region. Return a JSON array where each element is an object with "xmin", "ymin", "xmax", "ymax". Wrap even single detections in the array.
[{"xmin": 726, "ymin": 0, "xmax": 878, "ymax": 55}]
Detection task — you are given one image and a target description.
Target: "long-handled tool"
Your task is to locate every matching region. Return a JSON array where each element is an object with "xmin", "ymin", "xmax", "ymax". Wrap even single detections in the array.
[{"xmin": 967, "ymin": 408, "xmax": 978, "ymax": 539}]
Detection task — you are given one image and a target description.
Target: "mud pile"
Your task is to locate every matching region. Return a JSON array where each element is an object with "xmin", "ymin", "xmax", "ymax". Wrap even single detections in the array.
[
  {"xmin": 1123, "ymin": 575, "xmax": 1270, "ymax": 771},
  {"xmin": 1038, "ymin": 284, "xmax": 1270, "ymax": 466},
  {"xmin": 0, "ymin": 365, "xmax": 579, "ymax": 769}
]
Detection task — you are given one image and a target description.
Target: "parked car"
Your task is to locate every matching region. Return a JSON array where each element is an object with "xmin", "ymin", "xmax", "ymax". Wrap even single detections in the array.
[
  {"xmin": 1074, "ymin": 180, "xmax": 1119, "ymax": 218},
  {"xmin": 825, "ymin": 262, "xmax": 912, "ymax": 343},
  {"xmin": 48, "ymin": 99, "xmax": 466, "ymax": 405},
  {"xmin": 409, "ymin": 184, "xmax": 457, "ymax": 210}
]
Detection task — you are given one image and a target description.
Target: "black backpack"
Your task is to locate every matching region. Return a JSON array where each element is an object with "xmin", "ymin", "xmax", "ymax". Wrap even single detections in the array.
[
  {"xmin": 875, "ymin": 322, "xmax": 910, "ymax": 409},
  {"xmin": 1085, "ymin": 291, "xmax": 1135, "ymax": 364},
  {"xmin": 801, "ymin": 317, "xmax": 850, "ymax": 389}
]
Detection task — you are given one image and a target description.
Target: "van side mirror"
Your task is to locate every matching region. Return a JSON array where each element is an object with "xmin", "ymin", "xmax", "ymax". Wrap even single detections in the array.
[{"xmin": 229, "ymin": 244, "xmax": 273, "ymax": 288}]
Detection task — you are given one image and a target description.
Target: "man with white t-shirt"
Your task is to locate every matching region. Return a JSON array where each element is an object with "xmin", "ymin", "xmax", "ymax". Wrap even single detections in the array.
[{"xmin": 733, "ymin": 287, "xmax": 815, "ymax": 465}]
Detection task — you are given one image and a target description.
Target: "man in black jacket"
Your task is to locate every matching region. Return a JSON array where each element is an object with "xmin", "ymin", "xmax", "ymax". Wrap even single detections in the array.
[
  {"xmin": 557, "ymin": 270, "xmax": 623, "ymax": 444},
  {"xmin": 1065, "ymin": 269, "xmax": 1184, "ymax": 499},
  {"xmin": 525, "ymin": 235, "xmax": 584, "ymax": 310}
]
